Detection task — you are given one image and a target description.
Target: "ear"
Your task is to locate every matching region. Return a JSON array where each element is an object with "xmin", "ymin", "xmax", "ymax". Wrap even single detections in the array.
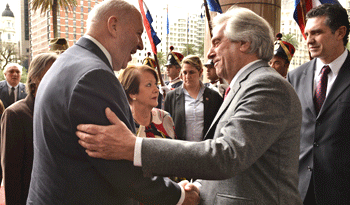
[
  {"xmin": 239, "ymin": 41, "xmax": 251, "ymax": 53},
  {"xmin": 129, "ymin": 93, "xmax": 136, "ymax": 100},
  {"xmin": 335, "ymin": 26, "xmax": 347, "ymax": 42},
  {"xmin": 199, "ymin": 69, "xmax": 203, "ymax": 77},
  {"xmin": 107, "ymin": 16, "xmax": 119, "ymax": 37}
]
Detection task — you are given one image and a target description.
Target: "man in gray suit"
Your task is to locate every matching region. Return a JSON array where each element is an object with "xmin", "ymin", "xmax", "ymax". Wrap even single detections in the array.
[
  {"xmin": 77, "ymin": 6, "xmax": 303, "ymax": 204},
  {"xmin": 0, "ymin": 63, "xmax": 27, "ymax": 108},
  {"xmin": 287, "ymin": 4, "xmax": 350, "ymax": 204},
  {"xmin": 27, "ymin": 0, "xmax": 198, "ymax": 204}
]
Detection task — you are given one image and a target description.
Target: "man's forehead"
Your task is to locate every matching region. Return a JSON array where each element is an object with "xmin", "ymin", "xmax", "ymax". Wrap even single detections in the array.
[{"xmin": 7, "ymin": 66, "xmax": 20, "ymax": 71}]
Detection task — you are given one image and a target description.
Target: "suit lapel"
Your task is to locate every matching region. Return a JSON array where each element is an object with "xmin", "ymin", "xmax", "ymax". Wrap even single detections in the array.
[
  {"xmin": 318, "ymin": 52, "xmax": 350, "ymax": 117},
  {"xmin": 75, "ymin": 37, "xmax": 113, "ymax": 72},
  {"xmin": 175, "ymin": 88, "xmax": 186, "ymax": 139},
  {"xmin": 204, "ymin": 60, "xmax": 266, "ymax": 139},
  {"xmin": 302, "ymin": 60, "xmax": 318, "ymax": 117}
]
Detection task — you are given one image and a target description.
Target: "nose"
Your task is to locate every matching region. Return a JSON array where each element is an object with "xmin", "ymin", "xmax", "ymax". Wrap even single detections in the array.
[
  {"xmin": 138, "ymin": 37, "xmax": 144, "ymax": 50},
  {"xmin": 207, "ymin": 46, "xmax": 215, "ymax": 59},
  {"xmin": 306, "ymin": 34, "xmax": 314, "ymax": 45}
]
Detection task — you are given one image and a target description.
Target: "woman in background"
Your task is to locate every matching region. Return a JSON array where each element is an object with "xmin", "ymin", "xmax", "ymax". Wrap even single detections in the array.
[
  {"xmin": 119, "ymin": 65, "xmax": 176, "ymax": 139},
  {"xmin": 1, "ymin": 52, "xmax": 58, "ymax": 205},
  {"xmin": 164, "ymin": 55, "xmax": 222, "ymax": 141}
]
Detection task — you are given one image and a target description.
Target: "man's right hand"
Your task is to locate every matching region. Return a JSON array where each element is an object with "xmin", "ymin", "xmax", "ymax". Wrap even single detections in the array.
[
  {"xmin": 76, "ymin": 107, "xmax": 136, "ymax": 161},
  {"xmin": 179, "ymin": 180, "xmax": 200, "ymax": 205}
]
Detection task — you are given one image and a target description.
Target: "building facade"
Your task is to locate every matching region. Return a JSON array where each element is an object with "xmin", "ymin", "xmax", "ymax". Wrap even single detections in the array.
[
  {"xmin": 0, "ymin": 4, "xmax": 18, "ymax": 68},
  {"xmin": 30, "ymin": 0, "xmax": 103, "ymax": 57}
]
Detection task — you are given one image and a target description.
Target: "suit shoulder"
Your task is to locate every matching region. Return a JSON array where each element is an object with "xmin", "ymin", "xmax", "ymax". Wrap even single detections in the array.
[{"xmin": 288, "ymin": 60, "xmax": 314, "ymax": 77}]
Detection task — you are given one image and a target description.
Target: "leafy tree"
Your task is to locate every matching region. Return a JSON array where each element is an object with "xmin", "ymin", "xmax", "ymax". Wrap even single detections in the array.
[
  {"xmin": 197, "ymin": 42, "xmax": 204, "ymax": 58},
  {"xmin": 181, "ymin": 44, "xmax": 196, "ymax": 56},
  {"xmin": 282, "ymin": 33, "xmax": 299, "ymax": 49},
  {"xmin": 347, "ymin": 42, "xmax": 350, "ymax": 51},
  {"xmin": 156, "ymin": 51, "xmax": 166, "ymax": 68},
  {"xmin": 31, "ymin": 0, "xmax": 77, "ymax": 38}
]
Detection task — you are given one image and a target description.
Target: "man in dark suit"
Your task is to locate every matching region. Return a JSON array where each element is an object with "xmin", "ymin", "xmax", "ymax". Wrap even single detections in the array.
[
  {"xmin": 287, "ymin": 3, "xmax": 350, "ymax": 204},
  {"xmin": 77, "ymin": 6, "xmax": 303, "ymax": 204},
  {"xmin": 27, "ymin": 0, "xmax": 198, "ymax": 204},
  {"xmin": 0, "ymin": 63, "xmax": 27, "ymax": 108}
]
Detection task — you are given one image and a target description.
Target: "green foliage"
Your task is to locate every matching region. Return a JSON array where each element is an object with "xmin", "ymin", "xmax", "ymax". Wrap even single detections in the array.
[
  {"xmin": 347, "ymin": 42, "xmax": 350, "ymax": 51},
  {"xmin": 156, "ymin": 51, "xmax": 166, "ymax": 67},
  {"xmin": 197, "ymin": 42, "xmax": 204, "ymax": 58},
  {"xmin": 282, "ymin": 33, "xmax": 299, "ymax": 49},
  {"xmin": 181, "ymin": 44, "xmax": 197, "ymax": 56}
]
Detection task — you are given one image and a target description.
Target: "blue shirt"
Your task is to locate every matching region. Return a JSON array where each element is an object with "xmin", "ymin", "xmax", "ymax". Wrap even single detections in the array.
[{"xmin": 183, "ymin": 83, "xmax": 205, "ymax": 141}]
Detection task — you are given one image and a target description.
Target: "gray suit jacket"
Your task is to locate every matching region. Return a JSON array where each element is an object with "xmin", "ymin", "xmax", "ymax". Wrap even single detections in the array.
[
  {"xmin": 287, "ymin": 51, "xmax": 350, "ymax": 204},
  {"xmin": 27, "ymin": 37, "xmax": 181, "ymax": 205},
  {"xmin": 141, "ymin": 60, "xmax": 303, "ymax": 204},
  {"xmin": 0, "ymin": 81, "xmax": 27, "ymax": 108}
]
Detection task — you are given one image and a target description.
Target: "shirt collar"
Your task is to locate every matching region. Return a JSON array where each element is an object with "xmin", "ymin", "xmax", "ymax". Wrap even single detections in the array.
[
  {"xmin": 315, "ymin": 48, "xmax": 348, "ymax": 76},
  {"xmin": 84, "ymin": 35, "xmax": 113, "ymax": 68},
  {"xmin": 7, "ymin": 81, "xmax": 19, "ymax": 89},
  {"xmin": 229, "ymin": 59, "xmax": 262, "ymax": 89}
]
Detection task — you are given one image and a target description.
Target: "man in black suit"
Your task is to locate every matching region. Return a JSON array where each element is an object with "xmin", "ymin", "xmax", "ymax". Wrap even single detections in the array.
[
  {"xmin": 0, "ymin": 63, "xmax": 27, "ymax": 108},
  {"xmin": 27, "ymin": 0, "xmax": 198, "ymax": 204},
  {"xmin": 287, "ymin": 3, "xmax": 350, "ymax": 204}
]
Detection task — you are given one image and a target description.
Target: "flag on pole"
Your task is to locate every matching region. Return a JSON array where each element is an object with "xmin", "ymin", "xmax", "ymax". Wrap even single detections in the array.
[
  {"xmin": 138, "ymin": 0, "xmax": 161, "ymax": 54},
  {"xmin": 293, "ymin": 0, "xmax": 341, "ymax": 39},
  {"xmin": 206, "ymin": 0, "xmax": 222, "ymax": 13},
  {"xmin": 167, "ymin": 5, "xmax": 169, "ymax": 35}
]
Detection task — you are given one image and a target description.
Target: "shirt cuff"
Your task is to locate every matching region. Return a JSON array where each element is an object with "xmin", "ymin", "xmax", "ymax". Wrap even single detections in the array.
[
  {"xmin": 176, "ymin": 185, "xmax": 185, "ymax": 205},
  {"xmin": 133, "ymin": 137, "xmax": 143, "ymax": 167}
]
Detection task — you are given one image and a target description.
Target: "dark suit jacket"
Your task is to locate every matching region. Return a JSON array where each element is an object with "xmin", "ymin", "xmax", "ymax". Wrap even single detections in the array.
[
  {"xmin": 0, "ymin": 81, "xmax": 27, "ymax": 108},
  {"xmin": 141, "ymin": 61, "xmax": 302, "ymax": 204},
  {"xmin": 164, "ymin": 86, "xmax": 222, "ymax": 140},
  {"xmin": 1, "ymin": 94, "xmax": 34, "ymax": 205},
  {"xmin": 287, "ymin": 50, "xmax": 350, "ymax": 204},
  {"xmin": 27, "ymin": 37, "xmax": 181, "ymax": 205}
]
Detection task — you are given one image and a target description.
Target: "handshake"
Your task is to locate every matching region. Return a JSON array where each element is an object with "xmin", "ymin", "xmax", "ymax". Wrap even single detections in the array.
[{"xmin": 179, "ymin": 180, "xmax": 200, "ymax": 205}]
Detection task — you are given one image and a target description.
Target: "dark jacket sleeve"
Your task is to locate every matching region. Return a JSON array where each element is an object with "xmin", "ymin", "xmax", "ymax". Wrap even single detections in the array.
[{"xmin": 69, "ymin": 69, "xmax": 181, "ymax": 205}]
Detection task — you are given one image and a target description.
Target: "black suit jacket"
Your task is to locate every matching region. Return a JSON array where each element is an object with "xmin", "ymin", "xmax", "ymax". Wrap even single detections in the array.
[
  {"xmin": 0, "ymin": 81, "xmax": 27, "ymax": 108},
  {"xmin": 1, "ymin": 94, "xmax": 34, "ymax": 205},
  {"xmin": 287, "ymin": 50, "xmax": 350, "ymax": 204},
  {"xmin": 164, "ymin": 86, "xmax": 223, "ymax": 140},
  {"xmin": 27, "ymin": 37, "xmax": 181, "ymax": 205}
]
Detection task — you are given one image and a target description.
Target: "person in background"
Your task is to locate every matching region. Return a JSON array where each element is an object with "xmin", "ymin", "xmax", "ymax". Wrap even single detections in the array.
[
  {"xmin": 0, "ymin": 63, "xmax": 27, "ymax": 108},
  {"xmin": 204, "ymin": 59, "xmax": 228, "ymax": 97},
  {"xmin": 164, "ymin": 55, "xmax": 222, "ymax": 142},
  {"xmin": 287, "ymin": 3, "xmax": 350, "ymax": 204},
  {"xmin": 1, "ymin": 52, "xmax": 58, "ymax": 205},
  {"xmin": 27, "ymin": 0, "xmax": 198, "ymax": 204},
  {"xmin": 76, "ymin": 6, "xmax": 303, "ymax": 204},
  {"xmin": 119, "ymin": 65, "xmax": 176, "ymax": 140},
  {"xmin": 164, "ymin": 46, "xmax": 184, "ymax": 89},
  {"xmin": 269, "ymin": 33, "xmax": 295, "ymax": 78},
  {"xmin": 49, "ymin": 37, "xmax": 69, "ymax": 54}
]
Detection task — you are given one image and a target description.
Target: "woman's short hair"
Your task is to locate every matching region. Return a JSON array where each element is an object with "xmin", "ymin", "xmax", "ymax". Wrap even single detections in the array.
[
  {"xmin": 26, "ymin": 52, "xmax": 58, "ymax": 95},
  {"xmin": 182, "ymin": 55, "xmax": 203, "ymax": 72},
  {"xmin": 118, "ymin": 65, "xmax": 158, "ymax": 103},
  {"xmin": 213, "ymin": 6, "xmax": 274, "ymax": 61}
]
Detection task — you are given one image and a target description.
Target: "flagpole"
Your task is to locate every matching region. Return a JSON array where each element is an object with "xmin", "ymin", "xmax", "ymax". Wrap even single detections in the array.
[
  {"xmin": 203, "ymin": 0, "xmax": 213, "ymax": 38},
  {"xmin": 166, "ymin": 4, "xmax": 169, "ymax": 56},
  {"xmin": 154, "ymin": 54, "xmax": 166, "ymax": 97}
]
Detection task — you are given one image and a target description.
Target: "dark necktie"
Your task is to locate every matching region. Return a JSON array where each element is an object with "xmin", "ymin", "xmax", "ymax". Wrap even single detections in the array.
[
  {"xmin": 224, "ymin": 87, "xmax": 231, "ymax": 100},
  {"xmin": 314, "ymin": 65, "xmax": 331, "ymax": 114},
  {"xmin": 9, "ymin": 87, "xmax": 15, "ymax": 105}
]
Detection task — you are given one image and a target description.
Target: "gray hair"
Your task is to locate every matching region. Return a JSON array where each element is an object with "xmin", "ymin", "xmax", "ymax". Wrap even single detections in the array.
[
  {"xmin": 87, "ymin": 0, "xmax": 135, "ymax": 33},
  {"xmin": 3, "ymin": 63, "xmax": 23, "ymax": 77},
  {"xmin": 213, "ymin": 6, "xmax": 274, "ymax": 61}
]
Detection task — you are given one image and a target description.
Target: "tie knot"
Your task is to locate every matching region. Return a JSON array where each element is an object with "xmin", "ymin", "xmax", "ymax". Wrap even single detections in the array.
[
  {"xmin": 321, "ymin": 65, "xmax": 331, "ymax": 75},
  {"xmin": 11, "ymin": 87, "xmax": 15, "ymax": 91}
]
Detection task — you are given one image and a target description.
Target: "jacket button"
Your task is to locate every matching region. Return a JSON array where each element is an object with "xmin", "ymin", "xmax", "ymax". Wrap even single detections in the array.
[
  {"xmin": 307, "ymin": 166, "xmax": 313, "ymax": 171},
  {"xmin": 313, "ymin": 142, "xmax": 319, "ymax": 147}
]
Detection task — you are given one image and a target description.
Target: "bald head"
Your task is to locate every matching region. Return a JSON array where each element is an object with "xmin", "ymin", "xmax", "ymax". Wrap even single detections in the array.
[
  {"xmin": 85, "ymin": 0, "xmax": 144, "ymax": 71},
  {"xmin": 86, "ymin": 0, "xmax": 136, "ymax": 35}
]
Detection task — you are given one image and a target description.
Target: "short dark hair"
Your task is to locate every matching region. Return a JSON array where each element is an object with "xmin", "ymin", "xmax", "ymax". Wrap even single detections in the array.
[
  {"xmin": 306, "ymin": 3, "xmax": 349, "ymax": 46},
  {"xmin": 118, "ymin": 65, "xmax": 159, "ymax": 103}
]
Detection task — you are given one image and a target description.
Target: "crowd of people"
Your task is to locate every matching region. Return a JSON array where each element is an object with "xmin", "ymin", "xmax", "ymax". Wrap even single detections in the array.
[{"xmin": 0, "ymin": 0, "xmax": 349, "ymax": 204}]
